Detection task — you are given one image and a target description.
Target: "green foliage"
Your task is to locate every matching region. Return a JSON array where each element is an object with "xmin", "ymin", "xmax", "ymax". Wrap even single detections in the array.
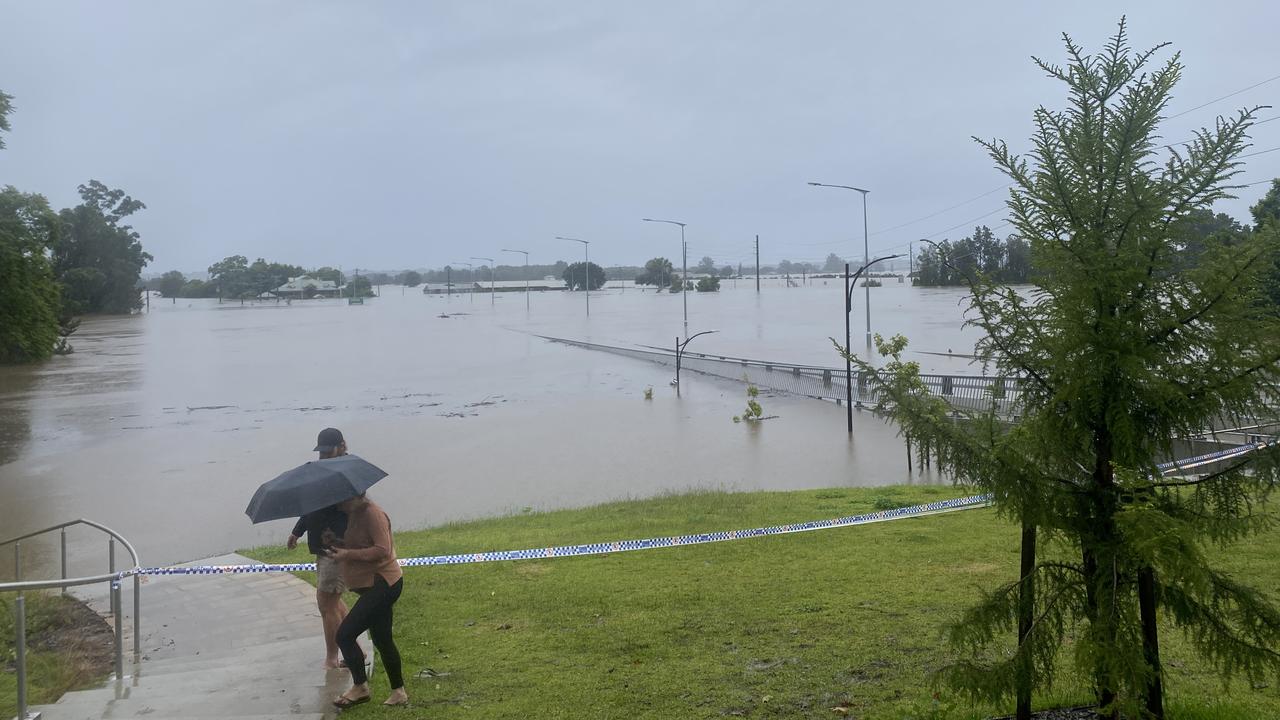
[
  {"xmin": 1251, "ymin": 180, "xmax": 1280, "ymax": 228},
  {"xmin": 845, "ymin": 22, "xmax": 1280, "ymax": 717},
  {"xmin": 635, "ymin": 257, "xmax": 674, "ymax": 286},
  {"xmin": 242, "ymin": 486, "xmax": 1280, "ymax": 719},
  {"xmin": 347, "ymin": 275, "xmax": 374, "ymax": 298},
  {"xmin": 207, "ymin": 254, "xmax": 250, "ymax": 298},
  {"xmin": 734, "ymin": 384, "xmax": 764, "ymax": 422},
  {"xmin": 562, "ymin": 261, "xmax": 605, "ymax": 291},
  {"xmin": 206, "ymin": 256, "xmax": 307, "ymax": 299},
  {"xmin": 0, "ymin": 187, "xmax": 64, "ymax": 363},
  {"xmin": 668, "ymin": 276, "xmax": 690, "ymax": 292},
  {"xmin": 312, "ymin": 266, "xmax": 345, "ymax": 285},
  {"xmin": 695, "ymin": 275, "xmax": 721, "ymax": 292},
  {"xmin": 53, "ymin": 180, "xmax": 151, "ymax": 314},
  {"xmin": 399, "ymin": 270, "xmax": 423, "ymax": 287},
  {"xmin": 696, "ymin": 255, "xmax": 717, "ymax": 274},
  {"xmin": 643, "ymin": 386, "xmax": 653, "ymax": 400},
  {"xmin": 913, "ymin": 226, "xmax": 1031, "ymax": 286},
  {"xmin": 157, "ymin": 270, "xmax": 185, "ymax": 298},
  {"xmin": 0, "ymin": 592, "xmax": 112, "ymax": 717}
]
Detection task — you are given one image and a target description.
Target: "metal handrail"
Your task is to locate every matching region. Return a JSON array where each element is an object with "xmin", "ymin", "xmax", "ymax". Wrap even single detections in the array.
[{"xmin": 2, "ymin": 519, "xmax": 142, "ymax": 720}]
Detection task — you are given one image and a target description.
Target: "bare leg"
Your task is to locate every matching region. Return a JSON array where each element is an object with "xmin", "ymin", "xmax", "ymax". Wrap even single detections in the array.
[
  {"xmin": 336, "ymin": 681, "xmax": 371, "ymax": 706},
  {"xmin": 318, "ymin": 589, "xmax": 347, "ymax": 668}
]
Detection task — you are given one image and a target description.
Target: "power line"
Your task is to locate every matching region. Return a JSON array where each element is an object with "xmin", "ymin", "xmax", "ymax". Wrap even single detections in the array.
[
  {"xmin": 1239, "ymin": 145, "xmax": 1280, "ymax": 160},
  {"xmin": 868, "ymin": 184, "xmax": 1012, "ymax": 237},
  {"xmin": 1165, "ymin": 73, "xmax": 1280, "ymax": 120},
  {"xmin": 920, "ymin": 206, "xmax": 1007, "ymax": 240}
]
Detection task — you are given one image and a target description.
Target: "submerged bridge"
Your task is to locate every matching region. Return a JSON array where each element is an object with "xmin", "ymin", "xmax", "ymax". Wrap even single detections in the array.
[
  {"xmin": 540, "ymin": 335, "xmax": 1020, "ymax": 412},
  {"xmin": 540, "ymin": 335, "xmax": 1278, "ymax": 463}
]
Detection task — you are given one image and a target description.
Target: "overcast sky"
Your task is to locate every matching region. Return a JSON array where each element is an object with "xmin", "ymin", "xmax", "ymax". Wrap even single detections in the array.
[{"xmin": 2, "ymin": 2, "xmax": 1277, "ymax": 274}]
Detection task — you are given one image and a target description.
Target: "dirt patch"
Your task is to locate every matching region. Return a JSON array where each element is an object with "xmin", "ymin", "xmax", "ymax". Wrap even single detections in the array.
[
  {"xmin": 23, "ymin": 594, "xmax": 115, "ymax": 686},
  {"xmin": 990, "ymin": 706, "xmax": 1100, "ymax": 719}
]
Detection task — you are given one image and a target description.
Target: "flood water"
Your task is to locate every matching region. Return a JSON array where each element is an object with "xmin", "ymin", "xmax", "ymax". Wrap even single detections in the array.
[{"xmin": 0, "ymin": 280, "xmax": 983, "ymax": 574}]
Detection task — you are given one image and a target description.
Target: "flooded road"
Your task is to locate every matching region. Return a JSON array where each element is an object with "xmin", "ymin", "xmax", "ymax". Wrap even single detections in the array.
[{"xmin": 0, "ymin": 280, "xmax": 980, "ymax": 572}]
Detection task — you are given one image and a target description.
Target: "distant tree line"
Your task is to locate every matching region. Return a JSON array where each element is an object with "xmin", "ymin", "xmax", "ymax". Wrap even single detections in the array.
[
  {"xmin": 148, "ymin": 260, "xmax": 363, "ymax": 299},
  {"xmin": 2, "ymin": 91, "xmax": 154, "ymax": 362},
  {"xmin": 913, "ymin": 226, "xmax": 1032, "ymax": 285},
  {"xmin": 913, "ymin": 205, "xmax": 1280, "ymax": 290}
]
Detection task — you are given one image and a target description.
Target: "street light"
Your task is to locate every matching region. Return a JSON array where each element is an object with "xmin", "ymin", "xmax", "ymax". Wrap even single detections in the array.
[
  {"xmin": 642, "ymin": 218, "xmax": 688, "ymax": 341},
  {"xmin": 556, "ymin": 236, "xmax": 590, "ymax": 316},
  {"xmin": 501, "ymin": 249, "xmax": 530, "ymax": 311},
  {"xmin": 809, "ymin": 182, "xmax": 872, "ymax": 346},
  {"xmin": 674, "ymin": 330, "xmax": 717, "ymax": 396},
  {"xmin": 842, "ymin": 254, "xmax": 903, "ymax": 434},
  {"xmin": 470, "ymin": 256, "xmax": 495, "ymax": 305},
  {"xmin": 454, "ymin": 261, "xmax": 475, "ymax": 302}
]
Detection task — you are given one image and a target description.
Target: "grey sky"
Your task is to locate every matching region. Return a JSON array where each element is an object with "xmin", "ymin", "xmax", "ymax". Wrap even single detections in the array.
[{"xmin": 2, "ymin": 1, "xmax": 1277, "ymax": 274}]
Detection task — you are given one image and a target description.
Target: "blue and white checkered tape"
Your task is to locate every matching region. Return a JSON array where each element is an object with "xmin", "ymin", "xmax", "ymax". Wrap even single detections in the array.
[
  {"xmin": 123, "ymin": 494, "xmax": 993, "ymax": 579},
  {"xmin": 118, "ymin": 441, "xmax": 1276, "ymax": 580}
]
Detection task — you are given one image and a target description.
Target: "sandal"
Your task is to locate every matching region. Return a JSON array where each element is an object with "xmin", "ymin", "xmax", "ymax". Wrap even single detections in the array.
[{"xmin": 334, "ymin": 694, "xmax": 371, "ymax": 709}]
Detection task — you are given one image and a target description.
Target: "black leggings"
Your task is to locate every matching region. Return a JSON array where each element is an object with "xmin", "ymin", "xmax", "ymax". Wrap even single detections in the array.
[{"xmin": 336, "ymin": 575, "xmax": 404, "ymax": 688}]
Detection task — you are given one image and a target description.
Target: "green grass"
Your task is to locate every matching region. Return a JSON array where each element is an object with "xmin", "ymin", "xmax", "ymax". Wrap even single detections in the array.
[
  {"xmin": 245, "ymin": 486, "xmax": 1280, "ymax": 719},
  {"xmin": 1, "ymin": 592, "xmax": 112, "ymax": 718}
]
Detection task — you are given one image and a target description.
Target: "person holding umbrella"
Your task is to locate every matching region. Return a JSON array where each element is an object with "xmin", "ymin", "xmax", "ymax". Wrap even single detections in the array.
[
  {"xmin": 286, "ymin": 428, "xmax": 352, "ymax": 669},
  {"xmin": 328, "ymin": 492, "xmax": 408, "ymax": 708},
  {"xmin": 243, "ymin": 430, "xmax": 398, "ymax": 703}
]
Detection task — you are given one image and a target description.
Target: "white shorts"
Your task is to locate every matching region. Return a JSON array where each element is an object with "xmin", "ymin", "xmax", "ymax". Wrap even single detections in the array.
[{"xmin": 315, "ymin": 554, "xmax": 347, "ymax": 594}]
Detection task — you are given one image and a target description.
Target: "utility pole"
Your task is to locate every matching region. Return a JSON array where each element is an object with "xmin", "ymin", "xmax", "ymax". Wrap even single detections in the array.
[{"xmin": 754, "ymin": 235, "xmax": 760, "ymax": 292}]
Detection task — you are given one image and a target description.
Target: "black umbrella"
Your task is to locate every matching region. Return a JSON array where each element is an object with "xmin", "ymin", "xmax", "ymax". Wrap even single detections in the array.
[{"xmin": 245, "ymin": 454, "xmax": 388, "ymax": 523}]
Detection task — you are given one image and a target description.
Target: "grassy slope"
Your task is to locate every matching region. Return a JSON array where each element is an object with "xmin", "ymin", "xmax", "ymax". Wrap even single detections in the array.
[
  {"xmin": 246, "ymin": 486, "xmax": 1280, "ymax": 719},
  {"xmin": 0, "ymin": 593, "xmax": 112, "ymax": 718}
]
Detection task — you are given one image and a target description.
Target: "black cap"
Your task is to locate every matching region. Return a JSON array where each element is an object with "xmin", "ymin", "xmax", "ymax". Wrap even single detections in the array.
[{"xmin": 314, "ymin": 427, "xmax": 345, "ymax": 453}]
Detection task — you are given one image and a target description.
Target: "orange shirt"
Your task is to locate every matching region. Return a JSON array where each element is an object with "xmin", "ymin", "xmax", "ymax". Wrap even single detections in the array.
[{"xmin": 338, "ymin": 500, "xmax": 403, "ymax": 589}]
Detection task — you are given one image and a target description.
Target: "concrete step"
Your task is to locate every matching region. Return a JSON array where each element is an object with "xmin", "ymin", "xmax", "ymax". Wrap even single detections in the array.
[
  {"xmin": 129, "ymin": 637, "xmax": 321, "ymax": 676},
  {"xmin": 35, "ymin": 676, "xmax": 343, "ymax": 720},
  {"xmin": 34, "ymin": 711, "xmax": 327, "ymax": 720},
  {"xmin": 51, "ymin": 665, "xmax": 335, "ymax": 707}
]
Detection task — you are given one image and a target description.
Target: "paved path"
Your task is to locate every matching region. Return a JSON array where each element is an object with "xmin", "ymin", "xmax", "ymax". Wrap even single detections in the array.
[{"xmin": 31, "ymin": 553, "xmax": 347, "ymax": 720}]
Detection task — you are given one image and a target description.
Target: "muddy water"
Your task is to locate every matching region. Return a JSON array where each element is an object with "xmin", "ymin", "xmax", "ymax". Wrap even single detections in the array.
[{"xmin": 0, "ymin": 281, "xmax": 979, "ymax": 574}]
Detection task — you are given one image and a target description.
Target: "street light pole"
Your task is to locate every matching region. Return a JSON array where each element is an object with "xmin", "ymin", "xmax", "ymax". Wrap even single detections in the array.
[
  {"xmin": 556, "ymin": 237, "xmax": 590, "ymax": 316},
  {"xmin": 501, "ymin": 249, "xmax": 530, "ymax": 311},
  {"xmin": 454, "ymin": 262, "xmax": 474, "ymax": 303},
  {"xmin": 674, "ymin": 330, "xmax": 717, "ymax": 396},
  {"xmin": 842, "ymin": 254, "xmax": 903, "ymax": 434},
  {"xmin": 471, "ymin": 257, "xmax": 495, "ymax": 306},
  {"xmin": 809, "ymin": 182, "xmax": 872, "ymax": 346},
  {"xmin": 642, "ymin": 218, "xmax": 688, "ymax": 341}
]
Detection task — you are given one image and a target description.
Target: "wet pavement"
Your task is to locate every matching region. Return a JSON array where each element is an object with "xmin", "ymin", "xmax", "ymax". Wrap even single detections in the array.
[{"xmin": 34, "ymin": 553, "xmax": 347, "ymax": 720}]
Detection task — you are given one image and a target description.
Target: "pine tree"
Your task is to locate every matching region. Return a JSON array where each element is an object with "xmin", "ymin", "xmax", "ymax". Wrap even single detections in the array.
[{"xmin": 847, "ymin": 20, "xmax": 1280, "ymax": 718}]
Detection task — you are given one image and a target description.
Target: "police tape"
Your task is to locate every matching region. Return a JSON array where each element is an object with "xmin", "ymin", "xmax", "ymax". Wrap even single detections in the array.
[{"xmin": 124, "ymin": 494, "xmax": 994, "ymax": 579}]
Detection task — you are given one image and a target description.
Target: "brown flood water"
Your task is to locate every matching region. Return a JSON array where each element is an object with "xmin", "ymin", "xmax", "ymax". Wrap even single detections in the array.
[{"xmin": 0, "ymin": 281, "xmax": 979, "ymax": 574}]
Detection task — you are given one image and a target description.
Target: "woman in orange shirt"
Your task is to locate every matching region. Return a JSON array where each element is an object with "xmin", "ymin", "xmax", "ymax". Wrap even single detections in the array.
[{"xmin": 327, "ymin": 493, "xmax": 408, "ymax": 708}]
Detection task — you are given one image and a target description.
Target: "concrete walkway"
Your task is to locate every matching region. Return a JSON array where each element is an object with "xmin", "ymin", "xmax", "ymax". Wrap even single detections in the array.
[{"xmin": 32, "ymin": 553, "xmax": 348, "ymax": 720}]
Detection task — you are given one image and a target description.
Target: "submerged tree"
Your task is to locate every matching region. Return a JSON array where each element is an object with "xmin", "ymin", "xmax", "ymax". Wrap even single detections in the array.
[
  {"xmin": 847, "ymin": 21, "xmax": 1280, "ymax": 719},
  {"xmin": 0, "ymin": 187, "xmax": 64, "ymax": 363},
  {"xmin": 55, "ymin": 180, "xmax": 152, "ymax": 314},
  {"xmin": 563, "ymin": 261, "xmax": 605, "ymax": 291}
]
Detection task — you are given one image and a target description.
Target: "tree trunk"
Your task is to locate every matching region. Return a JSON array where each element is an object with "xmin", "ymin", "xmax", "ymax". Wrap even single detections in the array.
[
  {"xmin": 1017, "ymin": 521, "xmax": 1037, "ymax": 720},
  {"xmin": 1081, "ymin": 544, "xmax": 1116, "ymax": 715},
  {"xmin": 1138, "ymin": 565, "xmax": 1165, "ymax": 719}
]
